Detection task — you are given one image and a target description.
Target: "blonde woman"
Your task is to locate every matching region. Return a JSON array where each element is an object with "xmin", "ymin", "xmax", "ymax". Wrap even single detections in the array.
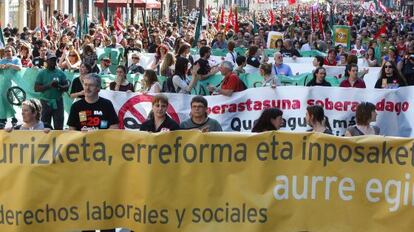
[
  {"xmin": 58, "ymin": 49, "xmax": 81, "ymax": 72},
  {"xmin": 160, "ymin": 52, "xmax": 175, "ymax": 78}
]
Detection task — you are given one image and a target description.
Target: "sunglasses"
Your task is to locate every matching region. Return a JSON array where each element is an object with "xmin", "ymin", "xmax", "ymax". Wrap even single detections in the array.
[
  {"xmin": 385, "ymin": 65, "xmax": 393, "ymax": 68},
  {"xmin": 132, "ymin": 57, "xmax": 139, "ymax": 59}
]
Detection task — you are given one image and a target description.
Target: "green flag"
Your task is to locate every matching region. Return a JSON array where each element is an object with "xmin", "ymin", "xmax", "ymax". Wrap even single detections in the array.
[
  {"xmin": 192, "ymin": 8, "xmax": 202, "ymax": 47},
  {"xmin": 77, "ymin": 14, "xmax": 82, "ymax": 39},
  {"xmin": 83, "ymin": 13, "xmax": 89, "ymax": 36},
  {"xmin": 253, "ymin": 11, "xmax": 258, "ymax": 34},
  {"xmin": 0, "ymin": 27, "xmax": 4, "ymax": 48}
]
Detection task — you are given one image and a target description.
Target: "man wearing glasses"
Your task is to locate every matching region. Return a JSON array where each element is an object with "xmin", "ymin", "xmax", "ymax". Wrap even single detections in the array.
[{"xmin": 180, "ymin": 96, "xmax": 222, "ymax": 132}]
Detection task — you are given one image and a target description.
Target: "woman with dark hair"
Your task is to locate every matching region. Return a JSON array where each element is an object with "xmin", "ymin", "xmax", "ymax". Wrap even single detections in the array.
[
  {"xmin": 140, "ymin": 70, "xmax": 161, "ymax": 93},
  {"xmin": 274, "ymin": 39, "xmax": 284, "ymax": 52},
  {"xmin": 345, "ymin": 102, "xmax": 380, "ymax": 136},
  {"xmin": 324, "ymin": 49, "xmax": 337, "ymax": 66},
  {"xmin": 81, "ymin": 44, "xmax": 98, "ymax": 73},
  {"xmin": 110, "ymin": 65, "xmax": 134, "ymax": 92},
  {"xmin": 252, "ymin": 108, "xmax": 284, "ymax": 132},
  {"xmin": 70, "ymin": 63, "xmax": 92, "ymax": 99},
  {"xmin": 313, "ymin": 56, "xmax": 324, "ymax": 68},
  {"xmin": 246, "ymin": 45, "xmax": 265, "ymax": 68},
  {"xmin": 306, "ymin": 67, "xmax": 332, "ymax": 86},
  {"xmin": 176, "ymin": 42, "xmax": 194, "ymax": 65},
  {"xmin": 305, "ymin": 105, "xmax": 332, "ymax": 134},
  {"xmin": 172, "ymin": 57, "xmax": 199, "ymax": 94},
  {"xmin": 374, "ymin": 61, "xmax": 407, "ymax": 89},
  {"xmin": 364, "ymin": 47, "xmax": 378, "ymax": 67}
]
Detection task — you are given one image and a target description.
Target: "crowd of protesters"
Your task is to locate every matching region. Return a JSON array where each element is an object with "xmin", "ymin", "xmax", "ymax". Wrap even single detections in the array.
[{"xmin": 0, "ymin": 3, "xmax": 413, "ymax": 137}]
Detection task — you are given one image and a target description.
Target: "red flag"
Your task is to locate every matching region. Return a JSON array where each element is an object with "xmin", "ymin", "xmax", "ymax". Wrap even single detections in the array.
[
  {"xmin": 49, "ymin": 16, "xmax": 54, "ymax": 36},
  {"xmin": 269, "ymin": 10, "xmax": 275, "ymax": 25},
  {"xmin": 215, "ymin": 7, "xmax": 221, "ymax": 30},
  {"xmin": 40, "ymin": 14, "xmax": 45, "ymax": 39},
  {"xmin": 100, "ymin": 11, "xmax": 106, "ymax": 28},
  {"xmin": 374, "ymin": 24, "xmax": 387, "ymax": 39},
  {"xmin": 348, "ymin": 1, "xmax": 353, "ymax": 26},
  {"xmin": 310, "ymin": 6, "xmax": 315, "ymax": 32},
  {"xmin": 207, "ymin": 5, "xmax": 211, "ymax": 20},
  {"xmin": 288, "ymin": 0, "xmax": 296, "ymax": 5},
  {"xmin": 295, "ymin": 4, "xmax": 300, "ymax": 22},
  {"xmin": 114, "ymin": 7, "xmax": 124, "ymax": 43},
  {"xmin": 226, "ymin": 6, "xmax": 234, "ymax": 31},
  {"xmin": 317, "ymin": 9, "xmax": 324, "ymax": 40},
  {"xmin": 234, "ymin": 7, "xmax": 239, "ymax": 33},
  {"xmin": 220, "ymin": 7, "xmax": 225, "ymax": 24}
]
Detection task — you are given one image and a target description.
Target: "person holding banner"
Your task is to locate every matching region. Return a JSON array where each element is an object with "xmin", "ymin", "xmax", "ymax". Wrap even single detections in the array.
[
  {"xmin": 340, "ymin": 64, "xmax": 366, "ymax": 88},
  {"xmin": 5, "ymin": 99, "xmax": 52, "ymax": 132},
  {"xmin": 68, "ymin": 73, "xmax": 119, "ymax": 131},
  {"xmin": 251, "ymin": 108, "xmax": 284, "ymax": 132},
  {"xmin": 140, "ymin": 94, "xmax": 180, "ymax": 132},
  {"xmin": 180, "ymin": 95, "xmax": 222, "ymax": 132},
  {"xmin": 305, "ymin": 105, "xmax": 333, "ymax": 135},
  {"xmin": 374, "ymin": 61, "xmax": 407, "ymax": 89},
  {"xmin": 345, "ymin": 102, "xmax": 380, "ymax": 136},
  {"xmin": 306, "ymin": 67, "xmax": 332, "ymax": 87}
]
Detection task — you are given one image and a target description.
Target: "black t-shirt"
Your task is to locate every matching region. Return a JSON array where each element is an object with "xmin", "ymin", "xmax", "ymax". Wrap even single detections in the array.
[
  {"xmin": 280, "ymin": 48, "xmax": 301, "ymax": 57},
  {"xmin": 247, "ymin": 55, "xmax": 261, "ymax": 68},
  {"xmin": 69, "ymin": 77, "xmax": 84, "ymax": 99},
  {"xmin": 196, "ymin": 58, "xmax": 211, "ymax": 75},
  {"xmin": 140, "ymin": 115, "xmax": 180, "ymax": 132},
  {"xmin": 32, "ymin": 57, "xmax": 46, "ymax": 68},
  {"xmin": 67, "ymin": 97, "xmax": 119, "ymax": 131}
]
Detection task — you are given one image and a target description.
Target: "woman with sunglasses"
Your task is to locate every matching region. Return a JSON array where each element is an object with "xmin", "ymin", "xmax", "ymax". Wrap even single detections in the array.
[
  {"xmin": 58, "ymin": 48, "xmax": 81, "ymax": 72},
  {"xmin": 375, "ymin": 61, "xmax": 407, "ymax": 89}
]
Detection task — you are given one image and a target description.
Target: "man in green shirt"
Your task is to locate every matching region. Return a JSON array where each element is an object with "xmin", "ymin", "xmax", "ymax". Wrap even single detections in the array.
[{"xmin": 34, "ymin": 53, "xmax": 69, "ymax": 130}]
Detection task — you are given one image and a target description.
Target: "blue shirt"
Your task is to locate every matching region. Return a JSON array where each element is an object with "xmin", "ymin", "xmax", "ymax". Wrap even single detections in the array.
[
  {"xmin": 271, "ymin": 63, "xmax": 293, "ymax": 76},
  {"xmin": 0, "ymin": 57, "xmax": 22, "ymax": 66}
]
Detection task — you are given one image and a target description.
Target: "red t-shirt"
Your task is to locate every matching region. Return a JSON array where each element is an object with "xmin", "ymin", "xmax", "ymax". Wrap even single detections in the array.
[
  {"xmin": 339, "ymin": 78, "xmax": 366, "ymax": 88},
  {"xmin": 221, "ymin": 73, "xmax": 244, "ymax": 92},
  {"xmin": 324, "ymin": 57, "xmax": 337, "ymax": 66}
]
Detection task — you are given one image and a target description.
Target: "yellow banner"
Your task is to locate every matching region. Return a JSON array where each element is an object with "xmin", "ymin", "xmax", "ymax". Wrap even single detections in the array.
[{"xmin": 1, "ymin": 130, "xmax": 414, "ymax": 231}]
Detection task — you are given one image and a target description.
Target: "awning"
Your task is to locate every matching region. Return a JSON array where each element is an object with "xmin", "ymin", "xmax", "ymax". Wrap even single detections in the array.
[{"xmin": 94, "ymin": 0, "xmax": 161, "ymax": 9}]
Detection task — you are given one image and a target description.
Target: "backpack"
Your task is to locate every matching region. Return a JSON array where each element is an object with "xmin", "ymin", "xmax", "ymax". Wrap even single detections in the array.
[
  {"xmin": 239, "ymin": 79, "xmax": 247, "ymax": 90},
  {"xmin": 162, "ymin": 75, "xmax": 182, "ymax": 93}
]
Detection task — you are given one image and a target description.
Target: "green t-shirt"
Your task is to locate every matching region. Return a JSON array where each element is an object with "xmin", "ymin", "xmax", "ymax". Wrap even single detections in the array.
[{"xmin": 35, "ymin": 68, "xmax": 67, "ymax": 100}]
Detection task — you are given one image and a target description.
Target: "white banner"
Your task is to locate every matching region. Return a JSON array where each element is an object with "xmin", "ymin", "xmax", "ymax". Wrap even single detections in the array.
[{"xmin": 100, "ymin": 86, "xmax": 413, "ymax": 137}]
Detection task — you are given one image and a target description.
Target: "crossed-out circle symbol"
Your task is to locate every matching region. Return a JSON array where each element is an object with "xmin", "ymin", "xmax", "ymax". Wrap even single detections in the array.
[{"xmin": 117, "ymin": 94, "xmax": 180, "ymax": 129}]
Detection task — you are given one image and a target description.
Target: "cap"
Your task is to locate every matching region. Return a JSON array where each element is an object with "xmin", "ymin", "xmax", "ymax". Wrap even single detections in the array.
[{"xmin": 47, "ymin": 53, "xmax": 57, "ymax": 60}]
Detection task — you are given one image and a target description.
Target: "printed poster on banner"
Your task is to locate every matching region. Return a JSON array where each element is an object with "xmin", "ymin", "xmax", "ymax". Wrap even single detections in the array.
[
  {"xmin": 333, "ymin": 25, "xmax": 351, "ymax": 50},
  {"xmin": 267, "ymin": 31, "xmax": 284, "ymax": 49}
]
